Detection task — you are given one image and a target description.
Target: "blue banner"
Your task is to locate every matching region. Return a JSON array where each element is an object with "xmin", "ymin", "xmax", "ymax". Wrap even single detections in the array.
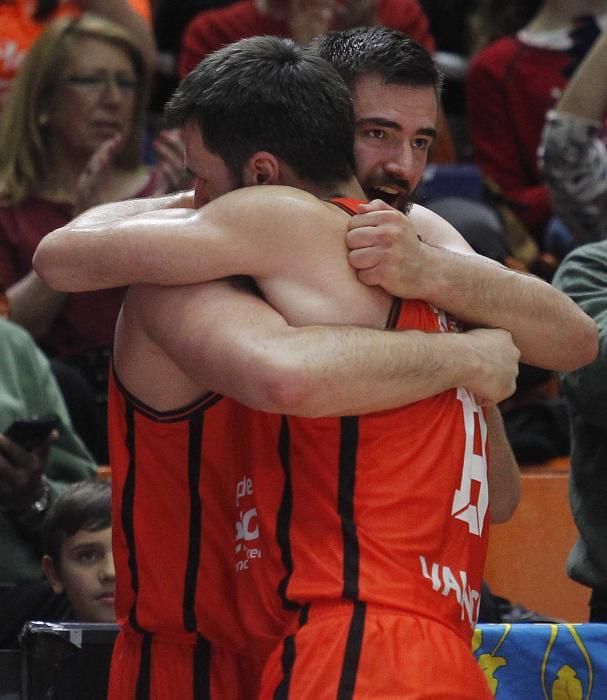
[{"xmin": 474, "ymin": 623, "xmax": 607, "ymax": 698}]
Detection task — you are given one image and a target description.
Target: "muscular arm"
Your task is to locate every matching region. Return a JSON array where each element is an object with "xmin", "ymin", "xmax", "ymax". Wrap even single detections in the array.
[
  {"xmin": 34, "ymin": 186, "xmax": 597, "ymax": 372},
  {"xmin": 346, "ymin": 201, "xmax": 598, "ymax": 371},
  {"xmin": 123, "ymin": 280, "xmax": 520, "ymax": 415},
  {"xmin": 34, "ymin": 187, "xmax": 303, "ymax": 290}
]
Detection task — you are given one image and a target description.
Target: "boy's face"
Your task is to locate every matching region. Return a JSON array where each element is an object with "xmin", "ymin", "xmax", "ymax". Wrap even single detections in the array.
[{"xmin": 43, "ymin": 526, "xmax": 115, "ymax": 623}]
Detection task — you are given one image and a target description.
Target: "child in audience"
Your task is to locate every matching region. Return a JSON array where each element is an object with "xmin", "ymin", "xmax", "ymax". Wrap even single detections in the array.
[{"xmin": 42, "ymin": 480, "xmax": 114, "ymax": 623}]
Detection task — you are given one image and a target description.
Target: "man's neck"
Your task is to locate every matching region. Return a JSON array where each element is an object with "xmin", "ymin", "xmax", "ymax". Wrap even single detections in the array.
[{"xmin": 302, "ymin": 175, "xmax": 366, "ymax": 202}]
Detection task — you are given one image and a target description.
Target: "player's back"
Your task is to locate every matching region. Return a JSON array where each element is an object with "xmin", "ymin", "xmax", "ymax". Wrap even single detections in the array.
[{"xmin": 236, "ymin": 296, "xmax": 490, "ymax": 655}]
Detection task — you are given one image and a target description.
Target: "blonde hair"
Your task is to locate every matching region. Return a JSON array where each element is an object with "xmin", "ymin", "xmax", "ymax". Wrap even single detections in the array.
[{"xmin": 0, "ymin": 13, "xmax": 149, "ymax": 203}]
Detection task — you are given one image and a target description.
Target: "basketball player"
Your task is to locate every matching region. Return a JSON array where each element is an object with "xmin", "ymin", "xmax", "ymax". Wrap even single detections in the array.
[{"xmin": 34, "ymin": 37, "xmax": 596, "ymax": 698}]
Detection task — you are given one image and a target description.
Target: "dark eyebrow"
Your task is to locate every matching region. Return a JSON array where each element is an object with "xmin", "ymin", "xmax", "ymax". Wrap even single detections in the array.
[
  {"xmin": 68, "ymin": 541, "xmax": 104, "ymax": 555},
  {"xmin": 356, "ymin": 117, "xmax": 437, "ymax": 141},
  {"xmin": 356, "ymin": 117, "xmax": 401, "ymax": 130},
  {"xmin": 416, "ymin": 127, "xmax": 438, "ymax": 140}
]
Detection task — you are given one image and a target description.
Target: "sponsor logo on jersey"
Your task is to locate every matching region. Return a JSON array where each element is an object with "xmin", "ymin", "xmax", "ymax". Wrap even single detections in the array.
[{"xmin": 235, "ymin": 474, "xmax": 261, "ymax": 571}]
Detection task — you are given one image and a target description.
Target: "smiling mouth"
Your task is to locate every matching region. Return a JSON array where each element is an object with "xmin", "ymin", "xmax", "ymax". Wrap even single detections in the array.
[{"xmin": 368, "ymin": 185, "xmax": 406, "ymax": 208}]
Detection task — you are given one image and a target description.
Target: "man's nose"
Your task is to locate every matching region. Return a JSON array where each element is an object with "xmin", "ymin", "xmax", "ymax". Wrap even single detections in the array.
[{"xmin": 383, "ymin": 144, "xmax": 415, "ymax": 181}]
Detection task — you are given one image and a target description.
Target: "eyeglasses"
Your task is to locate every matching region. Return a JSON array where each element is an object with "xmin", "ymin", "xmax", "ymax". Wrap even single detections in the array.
[{"xmin": 64, "ymin": 73, "xmax": 139, "ymax": 93}]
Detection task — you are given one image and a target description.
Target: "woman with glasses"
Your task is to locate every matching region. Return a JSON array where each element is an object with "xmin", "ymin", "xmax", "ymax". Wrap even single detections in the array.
[
  {"xmin": 0, "ymin": 0, "xmax": 155, "ymax": 110},
  {"xmin": 0, "ymin": 14, "xmax": 187, "ymax": 462}
]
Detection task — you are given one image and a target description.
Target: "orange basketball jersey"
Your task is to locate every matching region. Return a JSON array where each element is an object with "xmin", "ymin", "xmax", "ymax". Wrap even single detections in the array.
[
  {"xmin": 236, "ymin": 199, "xmax": 491, "ymax": 652},
  {"xmin": 108, "ymin": 368, "xmax": 247, "ymax": 651}
]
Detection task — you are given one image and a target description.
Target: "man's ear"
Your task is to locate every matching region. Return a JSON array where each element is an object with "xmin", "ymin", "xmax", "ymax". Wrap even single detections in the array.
[
  {"xmin": 42, "ymin": 555, "xmax": 65, "ymax": 594},
  {"xmin": 243, "ymin": 151, "xmax": 281, "ymax": 186}
]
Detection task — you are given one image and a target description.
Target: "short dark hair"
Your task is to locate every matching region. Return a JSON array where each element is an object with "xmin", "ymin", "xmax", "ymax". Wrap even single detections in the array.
[
  {"xmin": 314, "ymin": 26, "xmax": 442, "ymax": 93},
  {"xmin": 165, "ymin": 35, "xmax": 356, "ymax": 186},
  {"xmin": 44, "ymin": 480, "xmax": 111, "ymax": 568}
]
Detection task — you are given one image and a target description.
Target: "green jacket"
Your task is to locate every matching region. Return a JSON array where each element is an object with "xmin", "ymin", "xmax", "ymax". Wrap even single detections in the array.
[
  {"xmin": 553, "ymin": 242, "xmax": 607, "ymax": 593},
  {"xmin": 0, "ymin": 320, "xmax": 96, "ymax": 583}
]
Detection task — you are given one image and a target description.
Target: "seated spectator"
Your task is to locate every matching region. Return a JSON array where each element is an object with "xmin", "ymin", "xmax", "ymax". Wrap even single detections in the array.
[
  {"xmin": 42, "ymin": 480, "xmax": 114, "ymax": 624},
  {"xmin": 0, "ymin": 14, "xmax": 188, "ymax": 461},
  {"xmin": 0, "ymin": 0, "xmax": 155, "ymax": 110},
  {"xmin": 466, "ymin": 0, "xmax": 607, "ymax": 260},
  {"xmin": 0, "ymin": 317, "xmax": 96, "ymax": 647},
  {"xmin": 539, "ymin": 28, "xmax": 607, "ymax": 622},
  {"xmin": 540, "ymin": 29, "xmax": 607, "ymax": 246},
  {"xmin": 553, "ymin": 242, "xmax": 607, "ymax": 621}
]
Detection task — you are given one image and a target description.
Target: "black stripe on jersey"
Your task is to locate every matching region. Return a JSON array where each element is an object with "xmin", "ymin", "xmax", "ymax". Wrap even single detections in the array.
[
  {"xmin": 122, "ymin": 404, "xmax": 144, "ymax": 632},
  {"xmin": 337, "ymin": 601, "xmax": 367, "ymax": 700},
  {"xmin": 273, "ymin": 636, "xmax": 295, "ymax": 700},
  {"xmin": 385, "ymin": 298, "xmax": 402, "ymax": 330},
  {"xmin": 111, "ymin": 361, "xmax": 223, "ymax": 423},
  {"xmin": 273, "ymin": 605, "xmax": 310, "ymax": 699},
  {"xmin": 276, "ymin": 416, "xmax": 299, "ymax": 611},
  {"xmin": 183, "ymin": 410, "xmax": 204, "ymax": 632},
  {"xmin": 135, "ymin": 632, "xmax": 152, "ymax": 700},
  {"xmin": 193, "ymin": 635, "xmax": 211, "ymax": 700},
  {"xmin": 339, "ymin": 416, "xmax": 360, "ymax": 601}
]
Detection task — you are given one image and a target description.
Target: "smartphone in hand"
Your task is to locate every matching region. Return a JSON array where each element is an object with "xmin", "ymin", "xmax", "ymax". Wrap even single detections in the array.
[{"xmin": 4, "ymin": 416, "xmax": 59, "ymax": 451}]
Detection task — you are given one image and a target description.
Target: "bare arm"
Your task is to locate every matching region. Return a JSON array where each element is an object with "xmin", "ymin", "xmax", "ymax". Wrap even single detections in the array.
[
  {"xmin": 539, "ymin": 31, "xmax": 607, "ymax": 246},
  {"xmin": 123, "ymin": 280, "xmax": 520, "ymax": 415},
  {"xmin": 550, "ymin": 30, "xmax": 607, "ymax": 121},
  {"xmin": 34, "ymin": 187, "xmax": 324, "ymax": 290},
  {"xmin": 346, "ymin": 201, "xmax": 598, "ymax": 371},
  {"xmin": 34, "ymin": 186, "xmax": 597, "ymax": 372},
  {"xmin": 6, "ymin": 271, "xmax": 67, "ymax": 339},
  {"xmin": 485, "ymin": 405, "xmax": 521, "ymax": 524}
]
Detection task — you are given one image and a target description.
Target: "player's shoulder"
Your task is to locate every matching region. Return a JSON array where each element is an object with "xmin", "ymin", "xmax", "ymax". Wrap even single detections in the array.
[{"xmin": 215, "ymin": 185, "xmax": 336, "ymax": 225}]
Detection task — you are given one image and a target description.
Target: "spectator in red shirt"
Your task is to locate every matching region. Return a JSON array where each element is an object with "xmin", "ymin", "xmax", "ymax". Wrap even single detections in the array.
[
  {"xmin": 179, "ymin": 0, "xmax": 435, "ymax": 77},
  {"xmin": 466, "ymin": 0, "xmax": 607, "ymax": 250},
  {"xmin": 0, "ymin": 14, "xmax": 188, "ymax": 460}
]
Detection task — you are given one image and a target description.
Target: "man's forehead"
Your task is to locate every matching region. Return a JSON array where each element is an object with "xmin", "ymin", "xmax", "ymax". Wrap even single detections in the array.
[{"xmin": 352, "ymin": 75, "xmax": 438, "ymax": 124}]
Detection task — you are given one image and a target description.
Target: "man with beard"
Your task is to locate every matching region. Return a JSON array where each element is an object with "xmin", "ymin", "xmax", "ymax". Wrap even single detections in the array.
[
  {"xmin": 36, "ymin": 35, "xmax": 596, "ymax": 697},
  {"xmin": 319, "ymin": 27, "xmax": 435, "ymax": 213},
  {"xmin": 316, "ymin": 26, "xmax": 509, "ymax": 273}
]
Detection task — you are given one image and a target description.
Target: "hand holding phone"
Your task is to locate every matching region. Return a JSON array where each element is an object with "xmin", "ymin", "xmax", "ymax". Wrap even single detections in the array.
[
  {"xmin": 4, "ymin": 415, "xmax": 59, "ymax": 452},
  {"xmin": 0, "ymin": 416, "xmax": 58, "ymax": 512}
]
